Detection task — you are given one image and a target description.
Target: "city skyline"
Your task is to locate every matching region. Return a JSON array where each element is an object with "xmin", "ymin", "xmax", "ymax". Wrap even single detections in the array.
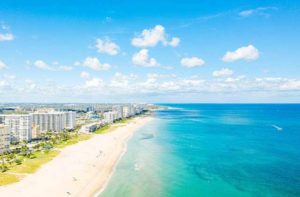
[{"xmin": 0, "ymin": 0, "xmax": 299, "ymax": 103}]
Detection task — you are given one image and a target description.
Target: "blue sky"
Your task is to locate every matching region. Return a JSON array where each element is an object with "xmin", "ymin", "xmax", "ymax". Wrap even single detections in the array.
[{"xmin": 0, "ymin": 0, "xmax": 299, "ymax": 103}]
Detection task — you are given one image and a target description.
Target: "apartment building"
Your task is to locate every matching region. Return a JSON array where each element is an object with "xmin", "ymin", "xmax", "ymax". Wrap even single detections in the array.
[
  {"xmin": 65, "ymin": 111, "xmax": 76, "ymax": 130},
  {"xmin": 0, "ymin": 114, "xmax": 32, "ymax": 142},
  {"xmin": 0, "ymin": 124, "xmax": 10, "ymax": 153},
  {"xmin": 103, "ymin": 111, "xmax": 119, "ymax": 123},
  {"xmin": 32, "ymin": 112, "xmax": 66, "ymax": 132}
]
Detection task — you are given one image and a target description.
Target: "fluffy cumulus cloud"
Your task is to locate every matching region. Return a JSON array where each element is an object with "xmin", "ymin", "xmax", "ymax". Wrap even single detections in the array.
[
  {"xmin": 0, "ymin": 60, "xmax": 7, "ymax": 70},
  {"xmin": 1, "ymin": 72, "xmax": 300, "ymax": 102},
  {"xmin": 222, "ymin": 45, "xmax": 259, "ymax": 62},
  {"xmin": 168, "ymin": 37, "xmax": 180, "ymax": 47},
  {"xmin": 0, "ymin": 33, "xmax": 14, "ymax": 41},
  {"xmin": 83, "ymin": 57, "xmax": 111, "ymax": 71},
  {"xmin": 33, "ymin": 60, "xmax": 73, "ymax": 71},
  {"xmin": 132, "ymin": 49, "xmax": 159, "ymax": 67},
  {"xmin": 131, "ymin": 25, "xmax": 180, "ymax": 48},
  {"xmin": 95, "ymin": 38, "xmax": 120, "ymax": 55},
  {"xmin": 213, "ymin": 68, "xmax": 234, "ymax": 77},
  {"xmin": 34, "ymin": 60, "xmax": 53, "ymax": 70},
  {"xmin": 181, "ymin": 57, "xmax": 205, "ymax": 68},
  {"xmin": 80, "ymin": 71, "xmax": 90, "ymax": 78}
]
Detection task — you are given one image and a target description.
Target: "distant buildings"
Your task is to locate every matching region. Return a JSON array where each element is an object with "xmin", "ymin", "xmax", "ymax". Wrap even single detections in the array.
[
  {"xmin": 0, "ymin": 111, "xmax": 76, "ymax": 143},
  {"xmin": 0, "ymin": 124, "xmax": 10, "ymax": 153},
  {"xmin": 0, "ymin": 103, "xmax": 147, "ymax": 151},
  {"xmin": 0, "ymin": 114, "xmax": 32, "ymax": 142},
  {"xmin": 80, "ymin": 122, "xmax": 98, "ymax": 133}
]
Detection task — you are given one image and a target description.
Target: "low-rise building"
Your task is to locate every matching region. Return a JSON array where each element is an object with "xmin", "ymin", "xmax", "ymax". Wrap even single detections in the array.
[{"xmin": 80, "ymin": 122, "xmax": 97, "ymax": 133}]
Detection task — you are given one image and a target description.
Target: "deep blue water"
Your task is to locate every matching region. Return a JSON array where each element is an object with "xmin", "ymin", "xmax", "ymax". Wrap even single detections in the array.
[{"xmin": 100, "ymin": 104, "xmax": 300, "ymax": 197}]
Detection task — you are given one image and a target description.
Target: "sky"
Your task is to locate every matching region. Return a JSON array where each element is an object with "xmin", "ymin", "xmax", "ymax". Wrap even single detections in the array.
[{"xmin": 0, "ymin": 0, "xmax": 299, "ymax": 103}]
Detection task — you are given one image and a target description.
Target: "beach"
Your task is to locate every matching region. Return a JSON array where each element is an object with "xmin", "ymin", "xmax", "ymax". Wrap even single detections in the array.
[{"xmin": 0, "ymin": 115, "xmax": 152, "ymax": 197}]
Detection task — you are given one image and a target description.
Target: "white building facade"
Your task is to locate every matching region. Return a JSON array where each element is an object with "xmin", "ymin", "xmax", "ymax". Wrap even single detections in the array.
[
  {"xmin": 31, "ymin": 111, "xmax": 76, "ymax": 133},
  {"xmin": 0, "ymin": 124, "xmax": 10, "ymax": 153},
  {"xmin": 0, "ymin": 114, "xmax": 32, "ymax": 142},
  {"xmin": 65, "ymin": 111, "xmax": 76, "ymax": 130},
  {"xmin": 103, "ymin": 111, "xmax": 119, "ymax": 123}
]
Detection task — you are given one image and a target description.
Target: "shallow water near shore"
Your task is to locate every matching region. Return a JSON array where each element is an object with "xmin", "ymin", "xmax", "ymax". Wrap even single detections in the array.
[{"xmin": 99, "ymin": 104, "xmax": 300, "ymax": 197}]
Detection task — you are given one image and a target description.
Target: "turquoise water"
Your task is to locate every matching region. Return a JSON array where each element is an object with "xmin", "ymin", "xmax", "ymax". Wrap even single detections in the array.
[{"xmin": 99, "ymin": 104, "xmax": 300, "ymax": 197}]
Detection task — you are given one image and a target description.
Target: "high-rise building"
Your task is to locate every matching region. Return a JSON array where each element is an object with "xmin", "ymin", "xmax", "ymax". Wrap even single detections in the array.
[
  {"xmin": 65, "ymin": 111, "xmax": 76, "ymax": 130},
  {"xmin": 32, "ymin": 112, "xmax": 66, "ymax": 132},
  {"xmin": 103, "ymin": 111, "xmax": 119, "ymax": 123},
  {"xmin": 31, "ymin": 111, "xmax": 76, "ymax": 133},
  {"xmin": 0, "ymin": 114, "xmax": 32, "ymax": 142},
  {"xmin": 0, "ymin": 124, "xmax": 10, "ymax": 153}
]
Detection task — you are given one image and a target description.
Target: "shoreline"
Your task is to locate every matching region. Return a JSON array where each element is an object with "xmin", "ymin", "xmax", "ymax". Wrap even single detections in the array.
[
  {"xmin": 93, "ymin": 130, "xmax": 130, "ymax": 197},
  {"xmin": 0, "ymin": 115, "xmax": 153, "ymax": 197}
]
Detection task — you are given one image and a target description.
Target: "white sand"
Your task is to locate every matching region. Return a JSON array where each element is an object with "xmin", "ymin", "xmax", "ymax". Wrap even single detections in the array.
[{"xmin": 0, "ymin": 116, "xmax": 152, "ymax": 197}]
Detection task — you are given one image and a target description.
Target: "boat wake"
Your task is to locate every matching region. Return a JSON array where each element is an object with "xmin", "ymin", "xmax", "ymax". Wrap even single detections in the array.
[{"xmin": 272, "ymin": 124, "xmax": 283, "ymax": 131}]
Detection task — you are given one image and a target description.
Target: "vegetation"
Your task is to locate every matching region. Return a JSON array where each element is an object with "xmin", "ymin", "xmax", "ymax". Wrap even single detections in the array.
[
  {"xmin": 0, "ymin": 173, "xmax": 19, "ymax": 186},
  {"xmin": 54, "ymin": 134, "xmax": 91, "ymax": 148},
  {"xmin": 0, "ymin": 115, "xmax": 138, "ymax": 186},
  {"xmin": 9, "ymin": 150, "xmax": 59, "ymax": 173},
  {"xmin": 94, "ymin": 125, "xmax": 111, "ymax": 134}
]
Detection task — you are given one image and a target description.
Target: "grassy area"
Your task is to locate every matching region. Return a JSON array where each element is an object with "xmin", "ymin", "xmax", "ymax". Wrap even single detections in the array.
[
  {"xmin": 0, "ymin": 116, "xmax": 137, "ymax": 186},
  {"xmin": 54, "ymin": 134, "xmax": 91, "ymax": 148},
  {"xmin": 114, "ymin": 117, "xmax": 133, "ymax": 124},
  {"xmin": 9, "ymin": 150, "xmax": 59, "ymax": 174},
  {"xmin": 0, "ymin": 150, "xmax": 59, "ymax": 186},
  {"xmin": 94, "ymin": 125, "xmax": 111, "ymax": 134},
  {"xmin": 0, "ymin": 173, "xmax": 19, "ymax": 186}
]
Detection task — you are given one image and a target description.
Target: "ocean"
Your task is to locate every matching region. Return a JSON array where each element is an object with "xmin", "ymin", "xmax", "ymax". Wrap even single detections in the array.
[{"xmin": 99, "ymin": 104, "xmax": 300, "ymax": 197}]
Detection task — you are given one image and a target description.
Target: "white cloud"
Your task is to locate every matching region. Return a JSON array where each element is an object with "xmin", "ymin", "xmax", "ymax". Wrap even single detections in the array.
[
  {"xmin": 80, "ymin": 71, "xmax": 90, "ymax": 78},
  {"xmin": 181, "ymin": 57, "xmax": 205, "ymax": 68},
  {"xmin": 213, "ymin": 68, "xmax": 234, "ymax": 77},
  {"xmin": 0, "ymin": 60, "xmax": 7, "ymax": 70},
  {"xmin": 33, "ymin": 60, "xmax": 73, "ymax": 71},
  {"xmin": 84, "ymin": 78, "xmax": 104, "ymax": 89},
  {"xmin": 169, "ymin": 37, "xmax": 180, "ymax": 47},
  {"xmin": 0, "ymin": 33, "xmax": 14, "ymax": 41},
  {"xmin": 110, "ymin": 72, "xmax": 138, "ymax": 88},
  {"xmin": 239, "ymin": 7, "xmax": 278, "ymax": 17},
  {"xmin": 83, "ymin": 57, "xmax": 111, "ymax": 71},
  {"xmin": 1, "ymin": 72, "xmax": 300, "ymax": 102},
  {"xmin": 95, "ymin": 38, "xmax": 120, "ymax": 55},
  {"xmin": 131, "ymin": 25, "xmax": 180, "ymax": 48},
  {"xmin": 132, "ymin": 49, "xmax": 159, "ymax": 67},
  {"xmin": 34, "ymin": 60, "xmax": 53, "ymax": 70},
  {"xmin": 225, "ymin": 75, "xmax": 246, "ymax": 83},
  {"xmin": 222, "ymin": 45, "xmax": 259, "ymax": 62}
]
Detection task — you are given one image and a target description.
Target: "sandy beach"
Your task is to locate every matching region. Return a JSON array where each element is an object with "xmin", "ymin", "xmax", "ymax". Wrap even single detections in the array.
[{"xmin": 0, "ymin": 116, "xmax": 152, "ymax": 197}]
